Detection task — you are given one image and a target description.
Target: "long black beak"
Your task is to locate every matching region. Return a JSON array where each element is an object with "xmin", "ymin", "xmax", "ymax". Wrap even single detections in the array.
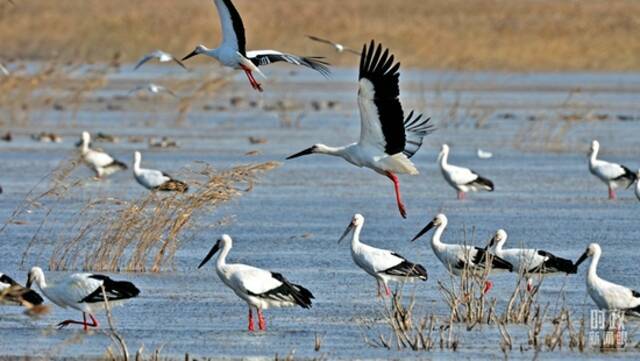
[
  {"xmin": 485, "ymin": 235, "xmax": 497, "ymax": 250},
  {"xmin": 25, "ymin": 273, "xmax": 32, "ymax": 289},
  {"xmin": 411, "ymin": 220, "xmax": 435, "ymax": 242},
  {"xmin": 198, "ymin": 240, "xmax": 221, "ymax": 269},
  {"xmin": 574, "ymin": 250, "xmax": 589, "ymax": 268},
  {"xmin": 338, "ymin": 222, "xmax": 355, "ymax": 243},
  {"xmin": 286, "ymin": 147, "xmax": 314, "ymax": 160},
  {"xmin": 182, "ymin": 50, "xmax": 199, "ymax": 61}
]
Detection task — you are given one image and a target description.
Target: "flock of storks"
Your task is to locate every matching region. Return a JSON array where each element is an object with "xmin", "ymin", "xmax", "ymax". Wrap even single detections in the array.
[{"xmin": 2, "ymin": 0, "xmax": 640, "ymax": 334}]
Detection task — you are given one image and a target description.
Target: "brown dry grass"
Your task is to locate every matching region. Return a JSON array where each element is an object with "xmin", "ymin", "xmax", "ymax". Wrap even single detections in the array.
[{"xmin": 0, "ymin": 1, "xmax": 639, "ymax": 71}]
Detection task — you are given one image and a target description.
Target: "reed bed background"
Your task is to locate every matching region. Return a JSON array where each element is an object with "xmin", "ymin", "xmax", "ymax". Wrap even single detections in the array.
[{"xmin": 0, "ymin": 0, "xmax": 639, "ymax": 71}]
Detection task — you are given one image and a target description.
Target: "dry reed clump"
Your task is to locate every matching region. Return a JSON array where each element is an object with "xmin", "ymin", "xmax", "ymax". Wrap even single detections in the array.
[{"xmin": 46, "ymin": 161, "xmax": 279, "ymax": 272}]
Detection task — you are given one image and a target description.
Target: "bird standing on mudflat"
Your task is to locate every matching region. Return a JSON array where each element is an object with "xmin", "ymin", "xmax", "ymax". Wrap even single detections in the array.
[
  {"xmin": 79, "ymin": 131, "xmax": 128, "ymax": 178},
  {"xmin": 438, "ymin": 144, "xmax": 494, "ymax": 200},
  {"xmin": 133, "ymin": 151, "xmax": 188, "ymax": 192},
  {"xmin": 588, "ymin": 140, "xmax": 637, "ymax": 200}
]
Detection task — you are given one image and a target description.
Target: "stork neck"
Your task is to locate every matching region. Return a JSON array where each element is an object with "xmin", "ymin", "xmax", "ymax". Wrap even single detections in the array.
[
  {"xmin": 589, "ymin": 147, "xmax": 598, "ymax": 164},
  {"xmin": 216, "ymin": 242, "xmax": 230, "ymax": 269},
  {"xmin": 495, "ymin": 240, "xmax": 504, "ymax": 253},
  {"xmin": 351, "ymin": 223, "xmax": 363, "ymax": 249},
  {"xmin": 431, "ymin": 223, "xmax": 447, "ymax": 251},
  {"xmin": 81, "ymin": 140, "xmax": 89, "ymax": 154},
  {"xmin": 439, "ymin": 150, "xmax": 449, "ymax": 168},
  {"xmin": 588, "ymin": 250, "xmax": 601, "ymax": 281},
  {"xmin": 317, "ymin": 144, "xmax": 350, "ymax": 158}
]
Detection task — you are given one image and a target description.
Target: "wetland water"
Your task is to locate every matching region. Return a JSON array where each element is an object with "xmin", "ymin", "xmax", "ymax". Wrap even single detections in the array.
[{"xmin": 0, "ymin": 65, "xmax": 639, "ymax": 359}]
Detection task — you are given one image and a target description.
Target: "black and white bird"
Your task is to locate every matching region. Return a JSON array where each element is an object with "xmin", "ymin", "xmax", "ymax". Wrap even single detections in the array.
[
  {"xmin": 133, "ymin": 151, "xmax": 188, "ymax": 193},
  {"xmin": 79, "ymin": 131, "xmax": 128, "ymax": 178},
  {"xmin": 588, "ymin": 140, "xmax": 637, "ymax": 200},
  {"xmin": 338, "ymin": 214, "xmax": 427, "ymax": 298},
  {"xmin": 635, "ymin": 170, "xmax": 640, "ymax": 201},
  {"xmin": 486, "ymin": 229, "xmax": 577, "ymax": 291},
  {"xmin": 574, "ymin": 243, "xmax": 640, "ymax": 316},
  {"xmin": 198, "ymin": 234, "xmax": 314, "ymax": 332},
  {"xmin": 182, "ymin": 0, "xmax": 330, "ymax": 92},
  {"xmin": 287, "ymin": 41, "xmax": 433, "ymax": 218},
  {"xmin": 26, "ymin": 267, "xmax": 140, "ymax": 330},
  {"xmin": 410, "ymin": 214, "xmax": 512, "ymax": 293},
  {"xmin": 134, "ymin": 50, "xmax": 188, "ymax": 71},
  {"xmin": 306, "ymin": 35, "xmax": 361, "ymax": 56},
  {"xmin": 0, "ymin": 273, "xmax": 44, "ymax": 308},
  {"xmin": 438, "ymin": 144, "xmax": 494, "ymax": 200},
  {"xmin": 129, "ymin": 83, "xmax": 177, "ymax": 98}
]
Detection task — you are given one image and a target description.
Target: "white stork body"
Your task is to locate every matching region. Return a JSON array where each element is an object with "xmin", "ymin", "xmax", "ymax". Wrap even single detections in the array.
[
  {"xmin": 306, "ymin": 35, "xmax": 361, "ymax": 55},
  {"xmin": 133, "ymin": 151, "xmax": 188, "ymax": 192},
  {"xmin": 575, "ymin": 244, "xmax": 640, "ymax": 316},
  {"xmin": 0, "ymin": 273, "xmax": 44, "ymax": 307},
  {"xmin": 487, "ymin": 229, "xmax": 577, "ymax": 277},
  {"xmin": 26, "ymin": 267, "xmax": 139, "ymax": 330},
  {"xmin": 411, "ymin": 214, "xmax": 511, "ymax": 293},
  {"xmin": 439, "ymin": 144, "xmax": 494, "ymax": 200},
  {"xmin": 198, "ymin": 235, "xmax": 314, "ymax": 331},
  {"xmin": 134, "ymin": 50, "xmax": 187, "ymax": 70},
  {"xmin": 287, "ymin": 41, "xmax": 433, "ymax": 218},
  {"xmin": 182, "ymin": 0, "xmax": 329, "ymax": 92},
  {"xmin": 80, "ymin": 131, "xmax": 127, "ymax": 178},
  {"xmin": 338, "ymin": 214, "xmax": 427, "ymax": 297},
  {"xmin": 588, "ymin": 140, "xmax": 637, "ymax": 200}
]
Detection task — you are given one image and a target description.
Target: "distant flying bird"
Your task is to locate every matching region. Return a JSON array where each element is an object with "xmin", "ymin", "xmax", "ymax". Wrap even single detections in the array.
[
  {"xmin": 134, "ymin": 50, "xmax": 188, "ymax": 71},
  {"xmin": 0, "ymin": 63, "xmax": 9, "ymax": 76},
  {"xmin": 133, "ymin": 151, "xmax": 188, "ymax": 192},
  {"xmin": 574, "ymin": 243, "xmax": 640, "ymax": 316},
  {"xmin": 198, "ymin": 234, "xmax": 314, "ymax": 331},
  {"xmin": 129, "ymin": 83, "xmax": 177, "ymax": 98},
  {"xmin": 79, "ymin": 131, "xmax": 128, "ymax": 178},
  {"xmin": 181, "ymin": 0, "xmax": 330, "ymax": 92},
  {"xmin": 27, "ymin": 267, "xmax": 140, "ymax": 330},
  {"xmin": 411, "ymin": 213, "xmax": 512, "ymax": 294},
  {"xmin": 588, "ymin": 140, "xmax": 637, "ymax": 200},
  {"xmin": 0, "ymin": 273, "xmax": 44, "ymax": 308},
  {"xmin": 287, "ymin": 41, "xmax": 433, "ymax": 218},
  {"xmin": 338, "ymin": 214, "xmax": 427, "ymax": 298},
  {"xmin": 439, "ymin": 144, "xmax": 494, "ymax": 200},
  {"xmin": 306, "ymin": 35, "xmax": 361, "ymax": 56}
]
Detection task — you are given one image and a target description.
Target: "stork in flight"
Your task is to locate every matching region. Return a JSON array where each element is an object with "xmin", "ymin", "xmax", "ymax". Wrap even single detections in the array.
[
  {"xmin": 287, "ymin": 40, "xmax": 433, "ymax": 218},
  {"xmin": 182, "ymin": 0, "xmax": 330, "ymax": 92}
]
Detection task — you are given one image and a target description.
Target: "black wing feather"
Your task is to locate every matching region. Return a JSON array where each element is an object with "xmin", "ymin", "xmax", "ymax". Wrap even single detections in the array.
[
  {"xmin": 359, "ymin": 40, "xmax": 405, "ymax": 155},
  {"xmin": 467, "ymin": 173, "xmax": 494, "ymax": 191},
  {"xmin": 381, "ymin": 254, "xmax": 428, "ymax": 280},
  {"xmin": 80, "ymin": 275, "xmax": 140, "ymax": 304},
  {"xmin": 221, "ymin": 0, "xmax": 246, "ymax": 56},
  {"xmin": 472, "ymin": 248, "xmax": 512, "ymax": 271},
  {"xmin": 249, "ymin": 53, "xmax": 331, "ymax": 77},
  {"xmin": 530, "ymin": 250, "xmax": 577, "ymax": 274},
  {"xmin": 614, "ymin": 165, "xmax": 638, "ymax": 188},
  {"xmin": 403, "ymin": 110, "xmax": 434, "ymax": 158},
  {"xmin": 248, "ymin": 272, "xmax": 314, "ymax": 309}
]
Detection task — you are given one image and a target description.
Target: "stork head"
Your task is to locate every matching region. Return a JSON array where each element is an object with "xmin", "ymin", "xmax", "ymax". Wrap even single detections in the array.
[
  {"xmin": 438, "ymin": 144, "xmax": 450, "ymax": 161},
  {"xmin": 286, "ymin": 144, "xmax": 328, "ymax": 159},
  {"xmin": 589, "ymin": 140, "xmax": 599, "ymax": 155},
  {"xmin": 133, "ymin": 151, "xmax": 142, "ymax": 166},
  {"xmin": 182, "ymin": 45, "xmax": 209, "ymax": 61},
  {"xmin": 574, "ymin": 243, "xmax": 601, "ymax": 268},
  {"xmin": 26, "ymin": 267, "xmax": 45, "ymax": 289},
  {"xmin": 411, "ymin": 213, "xmax": 447, "ymax": 242},
  {"xmin": 198, "ymin": 234, "xmax": 232, "ymax": 268},
  {"xmin": 488, "ymin": 229, "xmax": 507, "ymax": 249},
  {"xmin": 338, "ymin": 213, "xmax": 364, "ymax": 243},
  {"xmin": 81, "ymin": 131, "xmax": 90, "ymax": 145}
]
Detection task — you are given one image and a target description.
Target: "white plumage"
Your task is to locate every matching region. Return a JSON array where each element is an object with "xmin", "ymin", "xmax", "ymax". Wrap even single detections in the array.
[
  {"xmin": 26, "ymin": 267, "xmax": 139, "ymax": 330},
  {"xmin": 338, "ymin": 214, "xmax": 427, "ymax": 298},
  {"xmin": 306, "ymin": 35, "xmax": 361, "ymax": 55},
  {"xmin": 198, "ymin": 234, "xmax": 314, "ymax": 331},
  {"xmin": 635, "ymin": 170, "xmax": 640, "ymax": 201},
  {"xmin": 129, "ymin": 83, "xmax": 177, "ymax": 97},
  {"xmin": 574, "ymin": 243, "xmax": 640, "ymax": 316},
  {"xmin": 133, "ymin": 151, "xmax": 188, "ymax": 192},
  {"xmin": 411, "ymin": 214, "xmax": 511, "ymax": 293},
  {"xmin": 588, "ymin": 140, "xmax": 637, "ymax": 199},
  {"xmin": 79, "ymin": 131, "xmax": 128, "ymax": 178},
  {"xmin": 477, "ymin": 148, "xmax": 493, "ymax": 159},
  {"xmin": 439, "ymin": 144, "xmax": 494, "ymax": 200},
  {"xmin": 134, "ymin": 50, "xmax": 187, "ymax": 70},
  {"xmin": 287, "ymin": 41, "xmax": 432, "ymax": 218},
  {"xmin": 181, "ymin": 0, "xmax": 329, "ymax": 92}
]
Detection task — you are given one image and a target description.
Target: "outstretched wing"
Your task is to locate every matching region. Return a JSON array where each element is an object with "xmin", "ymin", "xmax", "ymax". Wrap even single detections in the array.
[
  {"xmin": 213, "ymin": 0, "xmax": 246, "ymax": 55},
  {"xmin": 357, "ymin": 40, "xmax": 405, "ymax": 155},
  {"xmin": 246, "ymin": 50, "xmax": 331, "ymax": 77},
  {"xmin": 402, "ymin": 111, "xmax": 433, "ymax": 158}
]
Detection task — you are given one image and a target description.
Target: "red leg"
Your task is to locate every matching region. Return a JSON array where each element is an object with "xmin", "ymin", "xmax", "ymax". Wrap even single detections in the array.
[
  {"xmin": 457, "ymin": 191, "xmax": 465, "ymax": 200},
  {"xmin": 608, "ymin": 187, "xmax": 616, "ymax": 200},
  {"xmin": 87, "ymin": 314, "xmax": 99, "ymax": 328},
  {"xmin": 57, "ymin": 313, "xmax": 98, "ymax": 330},
  {"xmin": 384, "ymin": 283, "xmax": 391, "ymax": 297},
  {"xmin": 376, "ymin": 280, "xmax": 382, "ymax": 298},
  {"xmin": 385, "ymin": 172, "xmax": 406, "ymax": 218},
  {"xmin": 248, "ymin": 308, "xmax": 255, "ymax": 332},
  {"xmin": 240, "ymin": 65, "xmax": 263, "ymax": 92},
  {"xmin": 257, "ymin": 309, "xmax": 266, "ymax": 331},
  {"xmin": 483, "ymin": 280, "xmax": 493, "ymax": 294},
  {"xmin": 83, "ymin": 313, "xmax": 87, "ymax": 331}
]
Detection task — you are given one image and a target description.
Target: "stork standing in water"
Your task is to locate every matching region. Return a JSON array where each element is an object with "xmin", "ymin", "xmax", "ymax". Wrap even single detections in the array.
[
  {"xmin": 198, "ymin": 235, "xmax": 314, "ymax": 331},
  {"xmin": 182, "ymin": 0, "xmax": 330, "ymax": 92},
  {"xmin": 438, "ymin": 144, "xmax": 494, "ymax": 200},
  {"xmin": 26, "ymin": 267, "xmax": 140, "ymax": 330},
  {"xmin": 0, "ymin": 273, "xmax": 44, "ymax": 308},
  {"xmin": 133, "ymin": 151, "xmax": 189, "ymax": 192},
  {"xmin": 79, "ymin": 131, "xmax": 128, "ymax": 178},
  {"xmin": 588, "ymin": 140, "xmax": 637, "ymax": 200},
  {"xmin": 486, "ymin": 229, "xmax": 577, "ymax": 291},
  {"xmin": 338, "ymin": 214, "xmax": 427, "ymax": 298},
  {"xmin": 574, "ymin": 243, "xmax": 640, "ymax": 316},
  {"xmin": 410, "ymin": 214, "xmax": 512, "ymax": 293},
  {"xmin": 287, "ymin": 41, "xmax": 433, "ymax": 218}
]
